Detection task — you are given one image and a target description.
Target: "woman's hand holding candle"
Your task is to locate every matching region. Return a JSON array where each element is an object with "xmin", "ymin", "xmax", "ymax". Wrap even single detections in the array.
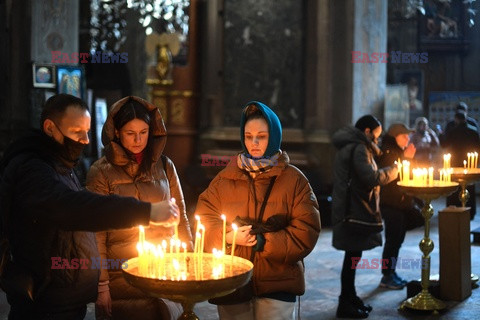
[{"xmin": 226, "ymin": 225, "xmax": 257, "ymax": 247}]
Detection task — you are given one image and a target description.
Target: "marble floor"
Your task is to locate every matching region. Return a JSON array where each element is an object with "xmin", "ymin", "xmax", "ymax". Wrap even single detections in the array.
[{"xmin": 0, "ymin": 198, "xmax": 479, "ymax": 320}]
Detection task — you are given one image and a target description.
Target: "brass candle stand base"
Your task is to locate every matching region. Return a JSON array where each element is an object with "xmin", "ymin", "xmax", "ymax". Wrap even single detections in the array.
[
  {"xmin": 122, "ymin": 254, "xmax": 254, "ymax": 320},
  {"xmin": 398, "ymin": 182, "xmax": 458, "ymax": 312}
]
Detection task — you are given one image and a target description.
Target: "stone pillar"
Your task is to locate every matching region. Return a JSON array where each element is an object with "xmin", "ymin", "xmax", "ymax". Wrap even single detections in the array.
[{"xmin": 306, "ymin": 0, "xmax": 387, "ymax": 185}]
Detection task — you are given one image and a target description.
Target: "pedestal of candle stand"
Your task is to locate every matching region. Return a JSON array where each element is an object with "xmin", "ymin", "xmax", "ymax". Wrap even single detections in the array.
[{"xmin": 397, "ymin": 182, "xmax": 458, "ymax": 312}]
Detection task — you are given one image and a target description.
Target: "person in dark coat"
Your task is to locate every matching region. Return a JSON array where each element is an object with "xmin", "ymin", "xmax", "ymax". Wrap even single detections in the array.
[
  {"xmin": 0, "ymin": 94, "xmax": 180, "ymax": 320},
  {"xmin": 331, "ymin": 115, "xmax": 397, "ymax": 319},
  {"xmin": 376, "ymin": 123, "xmax": 424, "ymax": 290},
  {"xmin": 444, "ymin": 102, "xmax": 479, "ymax": 134},
  {"xmin": 442, "ymin": 111, "xmax": 480, "ymax": 220}
]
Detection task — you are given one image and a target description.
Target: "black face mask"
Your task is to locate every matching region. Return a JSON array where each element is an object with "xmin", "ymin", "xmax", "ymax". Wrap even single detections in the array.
[
  {"xmin": 61, "ymin": 135, "xmax": 86, "ymax": 164},
  {"xmin": 52, "ymin": 123, "xmax": 87, "ymax": 167}
]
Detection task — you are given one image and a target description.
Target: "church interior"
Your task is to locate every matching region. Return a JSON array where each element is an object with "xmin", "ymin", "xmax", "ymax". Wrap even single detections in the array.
[{"xmin": 1, "ymin": 0, "xmax": 480, "ymax": 319}]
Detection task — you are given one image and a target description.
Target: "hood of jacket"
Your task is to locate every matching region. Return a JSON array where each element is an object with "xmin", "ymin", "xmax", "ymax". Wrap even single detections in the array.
[
  {"xmin": 102, "ymin": 96, "xmax": 167, "ymax": 166},
  {"xmin": 332, "ymin": 126, "xmax": 382, "ymax": 157},
  {"xmin": 240, "ymin": 101, "xmax": 282, "ymax": 158}
]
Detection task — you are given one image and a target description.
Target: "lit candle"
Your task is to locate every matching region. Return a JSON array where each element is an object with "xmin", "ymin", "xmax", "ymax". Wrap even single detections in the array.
[
  {"xmin": 464, "ymin": 160, "xmax": 467, "ymax": 169},
  {"xmin": 395, "ymin": 159, "xmax": 402, "ymax": 182},
  {"xmin": 231, "ymin": 223, "xmax": 238, "ymax": 257},
  {"xmin": 428, "ymin": 167, "xmax": 433, "ymax": 186},
  {"xmin": 475, "ymin": 152, "xmax": 478, "ymax": 168},
  {"xmin": 200, "ymin": 224, "xmax": 206, "ymax": 255},
  {"xmin": 182, "ymin": 242, "xmax": 187, "ymax": 262},
  {"xmin": 221, "ymin": 214, "xmax": 227, "ymax": 254},
  {"xmin": 468, "ymin": 153, "xmax": 471, "ymax": 169},
  {"xmin": 194, "ymin": 215, "xmax": 200, "ymax": 254},
  {"xmin": 139, "ymin": 225, "xmax": 145, "ymax": 247}
]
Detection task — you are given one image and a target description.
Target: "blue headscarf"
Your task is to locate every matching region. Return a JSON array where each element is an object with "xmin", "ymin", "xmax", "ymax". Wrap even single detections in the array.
[{"xmin": 240, "ymin": 101, "xmax": 282, "ymax": 158}]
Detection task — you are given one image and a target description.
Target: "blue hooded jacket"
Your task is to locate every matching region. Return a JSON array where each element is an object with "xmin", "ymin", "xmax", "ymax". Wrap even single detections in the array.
[{"xmin": 240, "ymin": 101, "xmax": 282, "ymax": 158}]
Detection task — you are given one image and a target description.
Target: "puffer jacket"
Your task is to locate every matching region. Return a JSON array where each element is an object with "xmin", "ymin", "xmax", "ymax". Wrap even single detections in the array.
[
  {"xmin": 331, "ymin": 126, "xmax": 397, "ymax": 251},
  {"xmin": 195, "ymin": 151, "xmax": 321, "ymax": 296},
  {"xmin": 86, "ymin": 96, "xmax": 192, "ymax": 319}
]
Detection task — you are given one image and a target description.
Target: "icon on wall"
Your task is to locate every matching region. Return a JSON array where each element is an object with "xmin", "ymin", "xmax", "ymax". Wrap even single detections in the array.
[
  {"xmin": 32, "ymin": 63, "xmax": 56, "ymax": 88},
  {"xmin": 56, "ymin": 65, "xmax": 85, "ymax": 99}
]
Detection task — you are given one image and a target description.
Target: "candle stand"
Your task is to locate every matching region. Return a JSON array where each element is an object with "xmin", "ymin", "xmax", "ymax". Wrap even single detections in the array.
[
  {"xmin": 398, "ymin": 182, "xmax": 459, "ymax": 312},
  {"xmin": 451, "ymin": 168, "xmax": 480, "ymax": 284},
  {"xmin": 122, "ymin": 253, "xmax": 253, "ymax": 320}
]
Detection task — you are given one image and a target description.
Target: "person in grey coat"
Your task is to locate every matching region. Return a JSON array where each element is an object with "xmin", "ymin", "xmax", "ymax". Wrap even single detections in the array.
[{"xmin": 331, "ymin": 115, "xmax": 398, "ymax": 318}]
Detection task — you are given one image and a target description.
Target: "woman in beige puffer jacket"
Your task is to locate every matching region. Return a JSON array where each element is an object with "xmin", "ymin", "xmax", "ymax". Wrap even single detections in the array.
[{"xmin": 86, "ymin": 96, "xmax": 192, "ymax": 320}]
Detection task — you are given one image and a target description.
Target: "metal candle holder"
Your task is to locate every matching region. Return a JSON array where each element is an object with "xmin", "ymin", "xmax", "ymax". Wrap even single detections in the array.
[
  {"xmin": 122, "ymin": 253, "xmax": 253, "ymax": 320},
  {"xmin": 397, "ymin": 181, "xmax": 459, "ymax": 312}
]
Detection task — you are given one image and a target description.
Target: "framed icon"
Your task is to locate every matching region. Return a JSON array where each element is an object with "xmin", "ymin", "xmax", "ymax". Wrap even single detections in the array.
[
  {"xmin": 32, "ymin": 63, "xmax": 56, "ymax": 88},
  {"xmin": 56, "ymin": 64, "xmax": 85, "ymax": 99}
]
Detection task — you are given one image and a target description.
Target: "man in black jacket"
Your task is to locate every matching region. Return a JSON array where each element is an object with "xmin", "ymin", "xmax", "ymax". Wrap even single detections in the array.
[{"xmin": 0, "ymin": 94, "xmax": 179, "ymax": 319}]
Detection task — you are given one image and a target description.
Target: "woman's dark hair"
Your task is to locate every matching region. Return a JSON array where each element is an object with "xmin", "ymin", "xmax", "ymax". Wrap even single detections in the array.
[
  {"xmin": 113, "ymin": 99, "xmax": 151, "ymax": 130},
  {"xmin": 355, "ymin": 115, "xmax": 381, "ymax": 131},
  {"xmin": 113, "ymin": 98, "xmax": 154, "ymax": 172},
  {"xmin": 40, "ymin": 94, "xmax": 88, "ymax": 126},
  {"xmin": 244, "ymin": 104, "xmax": 266, "ymax": 123}
]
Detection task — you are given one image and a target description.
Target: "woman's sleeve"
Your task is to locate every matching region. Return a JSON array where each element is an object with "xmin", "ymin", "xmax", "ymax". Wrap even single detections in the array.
[
  {"xmin": 165, "ymin": 157, "xmax": 193, "ymax": 250},
  {"xmin": 86, "ymin": 163, "xmax": 111, "ymax": 284},
  {"xmin": 261, "ymin": 172, "xmax": 321, "ymax": 264},
  {"xmin": 353, "ymin": 145, "xmax": 397, "ymax": 188}
]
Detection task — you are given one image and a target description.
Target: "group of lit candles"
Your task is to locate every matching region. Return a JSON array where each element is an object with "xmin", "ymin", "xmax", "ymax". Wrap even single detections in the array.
[
  {"xmin": 464, "ymin": 152, "xmax": 478, "ymax": 170},
  {"xmin": 136, "ymin": 212, "xmax": 240, "ymax": 281},
  {"xmin": 396, "ymin": 152, "xmax": 479, "ymax": 187}
]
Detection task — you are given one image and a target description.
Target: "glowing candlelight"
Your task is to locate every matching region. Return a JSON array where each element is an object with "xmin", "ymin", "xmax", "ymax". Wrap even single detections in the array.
[
  {"xmin": 231, "ymin": 223, "xmax": 238, "ymax": 257},
  {"xmin": 221, "ymin": 214, "xmax": 226, "ymax": 254},
  {"xmin": 182, "ymin": 242, "xmax": 187, "ymax": 261},
  {"xmin": 464, "ymin": 160, "xmax": 467, "ymax": 169},
  {"xmin": 200, "ymin": 224, "xmax": 206, "ymax": 255},
  {"xmin": 402, "ymin": 160, "xmax": 410, "ymax": 183},
  {"xmin": 428, "ymin": 167, "xmax": 433, "ymax": 186},
  {"xmin": 475, "ymin": 152, "xmax": 478, "ymax": 168},
  {"xmin": 194, "ymin": 215, "xmax": 200, "ymax": 254},
  {"xmin": 468, "ymin": 153, "xmax": 471, "ymax": 169}
]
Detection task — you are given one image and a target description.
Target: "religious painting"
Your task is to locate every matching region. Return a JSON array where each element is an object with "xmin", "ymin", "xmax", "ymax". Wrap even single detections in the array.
[
  {"xmin": 384, "ymin": 84, "xmax": 410, "ymax": 131},
  {"xmin": 419, "ymin": 0, "xmax": 469, "ymax": 51},
  {"xmin": 32, "ymin": 63, "xmax": 56, "ymax": 88},
  {"xmin": 56, "ymin": 65, "xmax": 84, "ymax": 99},
  {"xmin": 394, "ymin": 69, "xmax": 425, "ymax": 126}
]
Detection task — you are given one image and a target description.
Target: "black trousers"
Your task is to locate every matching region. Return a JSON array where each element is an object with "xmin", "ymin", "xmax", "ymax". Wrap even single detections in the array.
[
  {"xmin": 381, "ymin": 206, "xmax": 407, "ymax": 276},
  {"xmin": 446, "ymin": 185, "xmax": 476, "ymax": 220}
]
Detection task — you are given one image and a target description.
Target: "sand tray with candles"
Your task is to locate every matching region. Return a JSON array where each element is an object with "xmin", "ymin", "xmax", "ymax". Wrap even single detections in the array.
[{"xmin": 122, "ymin": 253, "xmax": 253, "ymax": 303}]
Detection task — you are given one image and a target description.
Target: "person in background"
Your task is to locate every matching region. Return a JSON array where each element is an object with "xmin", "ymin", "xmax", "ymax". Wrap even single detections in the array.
[
  {"xmin": 331, "ymin": 115, "xmax": 397, "ymax": 319},
  {"xmin": 86, "ymin": 96, "xmax": 192, "ymax": 320},
  {"xmin": 195, "ymin": 101, "xmax": 320, "ymax": 320},
  {"xmin": 410, "ymin": 117, "xmax": 440, "ymax": 166},
  {"xmin": 0, "ymin": 94, "xmax": 179, "ymax": 320},
  {"xmin": 444, "ymin": 102, "xmax": 479, "ymax": 134},
  {"xmin": 441, "ymin": 111, "xmax": 480, "ymax": 220},
  {"xmin": 376, "ymin": 124, "xmax": 424, "ymax": 290}
]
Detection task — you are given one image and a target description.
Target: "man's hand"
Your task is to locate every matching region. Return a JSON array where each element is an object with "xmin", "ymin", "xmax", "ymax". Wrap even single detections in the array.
[
  {"xmin": 150, "ymin": 198, "xmax": 180, "ymax": 227},
  {"xmin": 404, "ymin": 143, "xmax": 416, "ymax": 159}
]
